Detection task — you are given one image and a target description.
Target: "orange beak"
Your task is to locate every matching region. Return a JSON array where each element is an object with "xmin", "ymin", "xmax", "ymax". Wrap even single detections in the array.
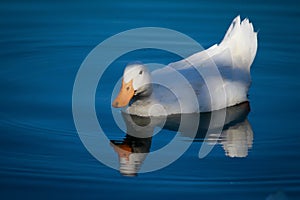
[{"xmin": 112, "ymin": 79, "xmax": 135, "ymax": 108}]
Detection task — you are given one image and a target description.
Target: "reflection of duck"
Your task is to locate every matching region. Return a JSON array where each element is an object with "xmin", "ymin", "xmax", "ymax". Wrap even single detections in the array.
[
  {"xmin": 163, "ymin": 102, "xmax": 254, "ymax": 157},
  {"xmin": 111, "ymin": 135, "xmax": 151, "ymax": 176},
  {"xmin": 220, "ymin": 119, "xmax": 253, "ymax": 158},
  {"xmin": 112, "ymin": 16, "xmax": 257, "ymax": 116},
  {"xmin": 111, "ymin": 102, "xmax": 253, "ymax": 176}
]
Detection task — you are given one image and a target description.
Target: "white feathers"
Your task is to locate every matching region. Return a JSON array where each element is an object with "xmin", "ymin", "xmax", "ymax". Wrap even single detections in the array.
[
  {"xmin": 220, "ymin": 15, "xmax": 258, "ymax": 71},
  {"xmin": 122, "ymin": 16, "xmax": 258, "ymax": 116},
  {"xmin": 123, "ymin": 64, "xmax": 151, "ymax": 91}
]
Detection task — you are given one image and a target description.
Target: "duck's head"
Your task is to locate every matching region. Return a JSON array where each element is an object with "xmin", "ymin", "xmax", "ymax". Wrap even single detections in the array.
[{"xmin": 112, "ymin": 64, "xmax": 151, "ymax": 108}]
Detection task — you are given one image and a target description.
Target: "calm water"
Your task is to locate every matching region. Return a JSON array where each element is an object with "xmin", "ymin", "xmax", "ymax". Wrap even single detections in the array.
[{"xmin": 1, "ymin": 0, "xmax": 300, "ymax": 199}]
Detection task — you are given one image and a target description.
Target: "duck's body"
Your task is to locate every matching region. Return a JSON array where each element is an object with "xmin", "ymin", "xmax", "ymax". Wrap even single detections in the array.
[{"xmin": 113, "ymin": 16, "xmax": 258, "ymax": 116}]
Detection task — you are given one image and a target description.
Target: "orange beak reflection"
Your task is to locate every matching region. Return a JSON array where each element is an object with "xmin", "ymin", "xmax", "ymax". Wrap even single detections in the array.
[
  {"xmin": 111, "ymin": 143, "xmax": 133, "ymax": 161},
  {"xmin": 112, "ymin": 79, "xmax": 134, "ymax": 108}
]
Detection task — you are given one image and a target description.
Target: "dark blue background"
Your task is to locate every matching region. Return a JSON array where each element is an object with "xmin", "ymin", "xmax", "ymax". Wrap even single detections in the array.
[{"xmin": 0, "ymin": 0, "xmax": 299, "ymax": 199}]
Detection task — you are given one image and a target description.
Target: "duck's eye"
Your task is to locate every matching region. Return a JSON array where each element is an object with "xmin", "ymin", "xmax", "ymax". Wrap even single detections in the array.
[
  {"xmin": 139, "ymin": 70, "xmax": 143, "ymax": 75},
  {"xmin": 126, "ymin": 86, "xmax": 130, "ymax": 91}
]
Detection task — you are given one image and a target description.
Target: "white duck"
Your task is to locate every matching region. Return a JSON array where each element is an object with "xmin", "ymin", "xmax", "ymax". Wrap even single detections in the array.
[{"xmin": 112, "ymin": 16, "xmax": 257, "ymax": 116}]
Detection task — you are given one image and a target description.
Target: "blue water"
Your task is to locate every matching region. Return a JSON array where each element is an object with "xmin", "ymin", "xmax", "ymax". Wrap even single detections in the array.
[{"xmin": 1, "ymin": 0, "xmax": 300, "ymax": 199}]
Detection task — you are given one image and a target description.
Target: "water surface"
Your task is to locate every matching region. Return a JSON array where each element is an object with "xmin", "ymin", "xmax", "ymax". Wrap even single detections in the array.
[{"xmin": 0, "ymin": 0, "xmax": 300, "ymax": 199}]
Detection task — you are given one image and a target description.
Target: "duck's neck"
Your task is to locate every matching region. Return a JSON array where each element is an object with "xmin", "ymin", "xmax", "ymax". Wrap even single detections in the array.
[{"xmin": 134, "ymin": 83, "xmax": 153, "ymax": 98}]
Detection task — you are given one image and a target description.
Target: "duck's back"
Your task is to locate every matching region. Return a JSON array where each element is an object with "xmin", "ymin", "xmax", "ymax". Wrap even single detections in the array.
[
  {"xmin": 127, "ymin": 16, "xmax": 258, "ymax": 116},
  {"xmin": 170, "ymin": 16, "xmax": 257, "ymax": 72},
  {"xmin": 168, "ymin": 16, "xmax": 258, "ymax": 111}
]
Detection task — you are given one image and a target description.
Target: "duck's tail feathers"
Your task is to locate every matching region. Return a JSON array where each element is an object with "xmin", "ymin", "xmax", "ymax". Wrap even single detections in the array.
[{"xmin": 219, "ymin": 15, "xmax": 258, "ymax": 71}]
